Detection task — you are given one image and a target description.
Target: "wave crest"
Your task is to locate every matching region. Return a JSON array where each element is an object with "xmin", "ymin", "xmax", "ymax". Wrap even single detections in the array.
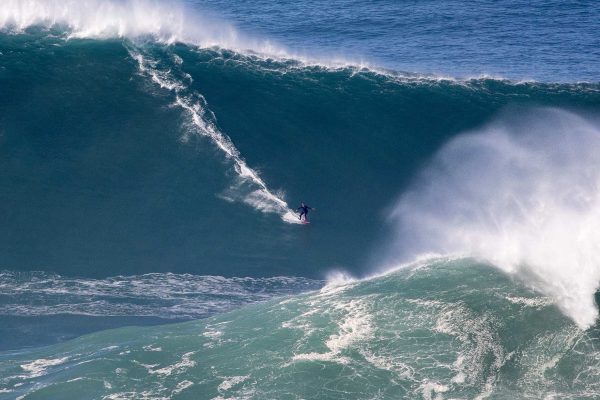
[
  {"xmin": 388, "ymin": 108, "xmax": 600, "ymax": 329},
  {"xmin": 0, "ymin": 0, "xmax": 283, "ymax": 53}
]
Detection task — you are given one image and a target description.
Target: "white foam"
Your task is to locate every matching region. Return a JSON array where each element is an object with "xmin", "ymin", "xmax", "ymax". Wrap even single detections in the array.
[
  {"xmin": 203, "ymin": 329, "xmax": 223, "ymax": 339},
  {"xmin": 0, "ymin": 0, "xmax": 272, "ymax": 51},
  {"xmin": 292, "ymin": 298, "xmax": 373, "ymax": 364},
  {"xmin": 148, "ymin": 351, "xmax": 196, "ymax": 376},
  {"xmin": 19, "ymin": 357, "xmax": 69, "ymax": 378},
  {"xmin": 517, "ymin": 326, "xmax": 585, "ymax": 397},
  {"xmin": 172, "ymin": 380, "xmax": 194, "ymax": 395},
  {"xmin": 0, "ymin": 0, "xmax": 531, "ymax": 81},
  {"xmin": 142, "ymin": 345, "xmax": 162, "ymax": 352},
  {"xmin": 217, "ymin": 375, "xmax": 249, "ymax": 393},
  {"xmin": 103, "ymin": 391, "xmax": 168, "ymax": 400},
  {"xmin": 0, "ymin": 0, "xmax": 362, "ymax": 70},
  {"xmin": 360, "ymin": 350, "xmax": 415, "ymax": 380},
  {"xmin": 388, "ymin": 108, "xmax": 600, "ymax": 329},
  {"xmin": 319, "ymin": 270, "xmax": 357, "ymax": 294},
  {"xmin": 325, "ymin": 269, "xmax": 356, "ymax": 284},
  {"xmin": 504, "ymin": 295, "xmax": 553, "ymax": 309},
  {"xmin": 419, "ymin": 381, "xmax": 449, "ymax": 400}
]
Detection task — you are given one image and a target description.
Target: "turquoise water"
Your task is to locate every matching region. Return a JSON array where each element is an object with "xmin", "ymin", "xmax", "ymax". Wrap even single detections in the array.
[
  {"xmin": 3, "ymin": 260, "xmax": 599, "ymax": 399},
  {"xmin": 1, "ymin": 0, "xmax": 600, "ymax": 398}
]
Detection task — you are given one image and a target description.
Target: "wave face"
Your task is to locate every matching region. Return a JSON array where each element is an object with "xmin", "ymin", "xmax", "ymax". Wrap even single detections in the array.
[
  {"xmin": 2, "ymin": 259, "xmax": 599, "ymax": 399},
  {"xmin": 2, "ymin": 30, "xmax": 599, "ymax": 280}
]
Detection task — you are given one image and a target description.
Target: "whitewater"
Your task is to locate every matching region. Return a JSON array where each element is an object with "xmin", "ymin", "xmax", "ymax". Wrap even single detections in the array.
[{"xmin": 1, "ymin": 0, "xmax": 600, "ymax": 399}]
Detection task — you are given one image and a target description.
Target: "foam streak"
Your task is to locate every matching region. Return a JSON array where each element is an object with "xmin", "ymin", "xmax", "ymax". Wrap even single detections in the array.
[{"xmin": 128, "ymin": 47, "xmax": 301, "ymax": 223}]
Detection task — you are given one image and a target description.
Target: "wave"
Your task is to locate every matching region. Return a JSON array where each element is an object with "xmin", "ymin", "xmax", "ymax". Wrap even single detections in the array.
[
  {"xmin": 1, "ymin": 4, "xmax": 600, "ymax": 398},
  {"xmin": 1, "ymin": 26, "xmax": 599, "ymax": 279},
  {"xmin": 2, "ymin": 15, "xmax": 600, "ymax": 322},
  {"xmin": 386, "ymin": 108, "xmax": 600, "ymax": 329},
  {"xmin": 1, "ymin": 258, "xmax": 597, "ymax": 400}
]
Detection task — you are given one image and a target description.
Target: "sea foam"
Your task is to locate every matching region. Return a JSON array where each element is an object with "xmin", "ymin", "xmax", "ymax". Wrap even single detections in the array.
[
  {"xmin": 0, "ymin": 0, "xmax": 286, "ymax": 55},
  {"xmin": 388, "ymin": 108, "xmax": 600, "ymax": 329}
]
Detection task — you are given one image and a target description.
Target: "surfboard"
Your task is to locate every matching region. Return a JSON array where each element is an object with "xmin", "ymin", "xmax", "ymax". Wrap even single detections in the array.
[{"xmin": 302, "ymin": 220, "xmax": 310, "ymax": 224}]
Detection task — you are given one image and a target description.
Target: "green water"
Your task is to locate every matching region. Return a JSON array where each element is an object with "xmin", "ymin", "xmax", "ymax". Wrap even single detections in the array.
[{"xmin": 2, "ymin": 259, "xmax": 597, "ymax": 399}]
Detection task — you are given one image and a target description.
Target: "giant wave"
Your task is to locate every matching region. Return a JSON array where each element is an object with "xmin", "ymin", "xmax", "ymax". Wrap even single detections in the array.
[{"xmin": 1, "ymin": 1, "xmax": 600, "ymax": 399}]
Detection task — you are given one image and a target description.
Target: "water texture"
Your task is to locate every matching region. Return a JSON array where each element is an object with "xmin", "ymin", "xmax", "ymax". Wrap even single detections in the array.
[{"xmin": 1, "ymin": 0, "xmax": 600, "ymax": 398}]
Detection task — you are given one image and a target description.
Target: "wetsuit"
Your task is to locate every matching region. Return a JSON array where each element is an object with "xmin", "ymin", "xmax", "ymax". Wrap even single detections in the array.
[{"xmin": 297, "ymin": 204, "xmax": 312, "ymax": 221}]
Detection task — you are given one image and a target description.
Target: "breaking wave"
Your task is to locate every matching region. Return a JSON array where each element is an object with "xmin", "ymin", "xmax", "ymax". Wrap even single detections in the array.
[
  {"xmin": 2, "ymin": 260, "xmax": 599, "ymax": 399},
  {"xmin": 387, "ymin": 108, "xmax": 600, "ymax": 329}
]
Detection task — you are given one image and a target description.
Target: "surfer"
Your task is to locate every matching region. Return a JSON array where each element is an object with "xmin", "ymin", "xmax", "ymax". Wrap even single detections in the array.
[{"xmin": 297, "ymin": 202, "xmax": 313, "ymax": 221}]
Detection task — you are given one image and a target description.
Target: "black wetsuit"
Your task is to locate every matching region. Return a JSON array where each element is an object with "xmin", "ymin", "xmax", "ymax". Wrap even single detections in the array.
[{"xmin": 297, "ymin": 204, "xmax": 312, "ymax": 221}]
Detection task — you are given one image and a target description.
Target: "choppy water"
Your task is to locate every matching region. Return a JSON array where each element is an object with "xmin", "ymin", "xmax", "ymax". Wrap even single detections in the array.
[{"xmin": 3, "ymin": 260, "xmax": 600, "ymax": 399}]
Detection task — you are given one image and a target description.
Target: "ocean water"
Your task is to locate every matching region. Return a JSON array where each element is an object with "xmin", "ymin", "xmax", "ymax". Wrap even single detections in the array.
[{"xmin": 1, "ymin": 0, "xmax": 600, "ymax": 398}]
